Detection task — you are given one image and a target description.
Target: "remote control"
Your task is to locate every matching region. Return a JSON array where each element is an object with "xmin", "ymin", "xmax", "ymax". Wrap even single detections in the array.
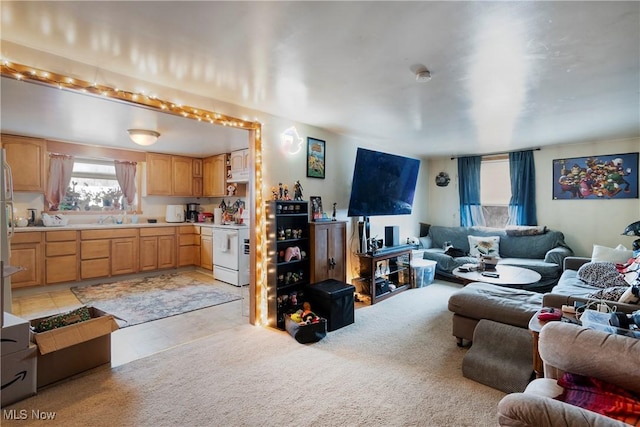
[{"xmin": 481, "ymin": 272, "xmax": 500, "ymax": 278}]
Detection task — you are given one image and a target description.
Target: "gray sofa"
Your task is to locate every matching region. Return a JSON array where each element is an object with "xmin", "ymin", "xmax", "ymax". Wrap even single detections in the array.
[{"xmin": 421, "ymin": 225, "xmax": 574, "ymax": 292}]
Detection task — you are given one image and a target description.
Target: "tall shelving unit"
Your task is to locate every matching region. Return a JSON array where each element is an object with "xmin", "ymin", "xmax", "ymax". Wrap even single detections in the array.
[
  {"xmin": 354, "ymin": 247, "xmax": 412, "ymax": 305},
  {"xmin": 266, "ymin": 200, "xmax": 310, "ymax": 329}
]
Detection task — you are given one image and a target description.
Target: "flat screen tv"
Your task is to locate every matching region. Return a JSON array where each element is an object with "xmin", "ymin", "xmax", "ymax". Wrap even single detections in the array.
[{"xmin": 347, "ymin": 148, "xmax": 420, "ymax": 217}]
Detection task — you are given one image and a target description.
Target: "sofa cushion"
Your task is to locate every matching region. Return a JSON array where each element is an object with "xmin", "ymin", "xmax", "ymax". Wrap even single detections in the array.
[
  {"xmin": 592, "ymin": 244, "xmax": 633, "ymax": 263},
  {"xmin": 468, "ymin": 235, "xmax": 500, "ymax": 257},
  {"xmin": 577, "ymin": 262, "xmax": 628, "ymax": 288},
  {"xmin": 422, "ymin": 248, "xmax": 477, "ymax": 272}
]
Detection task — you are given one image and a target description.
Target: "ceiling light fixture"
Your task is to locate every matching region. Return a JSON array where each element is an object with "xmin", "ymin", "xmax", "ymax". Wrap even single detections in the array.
[
  {"xmin": 416, "ymin": 69, "xmax": 432, "ymax": 83},
  {"xmin": 127, "ymin": 129, "xmax": 160, "ymax": 146}
]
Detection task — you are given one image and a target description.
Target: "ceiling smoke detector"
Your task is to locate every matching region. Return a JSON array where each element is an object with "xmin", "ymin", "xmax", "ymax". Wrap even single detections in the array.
[{"xmin": 415, "ymin": 69, "xmax": 432, "ymax": 83}]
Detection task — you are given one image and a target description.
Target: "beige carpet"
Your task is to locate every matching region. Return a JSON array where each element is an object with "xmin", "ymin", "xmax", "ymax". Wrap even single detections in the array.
[{"xmin": 3, "ymin": 281, "xmax": 506, "ymax": 426}]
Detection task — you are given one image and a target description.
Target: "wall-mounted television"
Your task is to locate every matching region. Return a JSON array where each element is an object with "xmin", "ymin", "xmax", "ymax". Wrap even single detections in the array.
[{"xmin": 347, "ymin": 148, "xmax": 421, "ymax": 217}]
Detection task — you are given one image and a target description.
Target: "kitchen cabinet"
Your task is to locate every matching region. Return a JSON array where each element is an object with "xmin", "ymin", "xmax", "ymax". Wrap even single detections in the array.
[
  {"xmin": 178, "ymin": 226, "xmax": 200, "ymax": 267},
  {"xmin": 146, "ymin": 153, "xmax": 172, "ymax": 196},
  {"xmin": 1, "ymin": 134, "xmax": 46, "ymax": 192},
  {"xmin": 80, "ymin": 228, "xmax": 138, "ymax": 279},
  {"xmin": 203, "ymin": 153, "xmax": 228, "ymax": 197},
  {"xmin": 139, "ymin": 227, "xmax": 176, "ymax": 271},
  {"xmin": 266, "ymin": 200, "xmax": 310, "ymax": 329},
  {"xmin": 172, "ymin": 155, "xmax": 193, "ymax": 196},
  {"xmin": 45, "ymin": 230, "xmax": 78, "ymax": 284},
  {"xmin": 200, "ymin": 227, "xmax": 213, "ymax": 271},
  {"xmin": 309, "ymin": 221, "xmax": 347, "ymax": 283},
  {"xmin": 229, "ymin": 148, "xmax": 249, "ymax": 182},
  {"xmin": 193, "ymin": 158, "xmax": 203, "ymax": 197},
  {"xmin": 10, "ymin": 232, "xmax": 43, "ymax": 288}
]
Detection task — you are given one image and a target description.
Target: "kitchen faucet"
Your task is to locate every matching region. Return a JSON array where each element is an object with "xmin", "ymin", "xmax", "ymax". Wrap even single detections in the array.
[{"xmin": 98, "ymin": 215, "xmax": 117, "ymax": 225}]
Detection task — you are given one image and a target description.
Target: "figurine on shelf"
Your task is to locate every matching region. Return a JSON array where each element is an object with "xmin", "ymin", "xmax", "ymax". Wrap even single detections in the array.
[
  {"xmin": 283, "ymin": 185, "xmax": 291, "ymax": 200},
  {"xmin": 271, "ymin": 187, "xmax": 279, "ymax": 200},
  {"xmin": 227, "ymin": 183, "xmax": 237, "ymax": 196},
  {"xmin": 332, "ymin": 202, "xmax": 337, "ymax": 221},
  {"xmin": 278, "ymin": 182, "xmax": 284, "ymax": 200},
  {"xmin": 293, "ymin": 180, "xmax": 303, "ymax": 201}
]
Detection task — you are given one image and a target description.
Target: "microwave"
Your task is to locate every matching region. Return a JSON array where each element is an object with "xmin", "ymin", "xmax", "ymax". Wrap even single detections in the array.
[{"xmin": 165, "ymin": 205, "xmax": 185, "ymax": 223}]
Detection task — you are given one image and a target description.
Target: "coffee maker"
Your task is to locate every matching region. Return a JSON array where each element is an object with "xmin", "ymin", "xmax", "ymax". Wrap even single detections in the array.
[{"xmin": 186, "ymin": 203, "xmax": 200, "ymax": 223}]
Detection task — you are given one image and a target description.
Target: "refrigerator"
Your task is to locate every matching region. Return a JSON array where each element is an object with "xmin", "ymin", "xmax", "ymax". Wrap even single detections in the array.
[{"xmin": 1, "ymin": 148, "xmax": 15, "ymax": 320}]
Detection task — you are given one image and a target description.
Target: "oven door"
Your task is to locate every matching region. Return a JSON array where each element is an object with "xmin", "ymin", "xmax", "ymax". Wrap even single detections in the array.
[{"xmin": 213, "ymin": 228, "xmax": 239, "ymax": 270}]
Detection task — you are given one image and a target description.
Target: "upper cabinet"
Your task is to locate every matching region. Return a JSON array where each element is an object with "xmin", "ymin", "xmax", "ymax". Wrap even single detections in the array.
[
  {"xmin": 1, "ymin": 134, "xmax": 46, "ymax": 192},
  {"xmin": 203, "ymin": 153, "xmax": 228, "ymax": 197},
  {"xmin": 146, "ymin": 153, "xmax": 198, "ymax": 197},
  {"xmin": 228, "ymin": 148, "xmax": 249, "ymax": 182}
]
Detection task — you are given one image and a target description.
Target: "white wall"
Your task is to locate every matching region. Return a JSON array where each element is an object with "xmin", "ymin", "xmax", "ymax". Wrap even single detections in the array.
[{"xmin": 425, "ymin": 137, "xmax": 640, "ymax": 257}]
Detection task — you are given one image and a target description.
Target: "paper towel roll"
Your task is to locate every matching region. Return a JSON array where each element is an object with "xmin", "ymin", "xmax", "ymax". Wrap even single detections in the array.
[{"xmin": 214, "ymin": 208, "xmax": 223, "ymax": 225}]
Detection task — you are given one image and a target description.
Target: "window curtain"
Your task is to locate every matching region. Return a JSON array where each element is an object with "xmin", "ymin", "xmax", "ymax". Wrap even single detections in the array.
[
  {"xmin": 45, "ymin": 154, "xmax": 74, "ymax": 211},
  {"xmin": 114, "ymin": 161, "xmax": 137, "ymax": 207},
  {"xmin": 508, "ymin": 150, "xmax": 537, "ymax": 225},
  {"xmin": 458, "ymin": 156, "xmax": 486, "ymax": 227}
]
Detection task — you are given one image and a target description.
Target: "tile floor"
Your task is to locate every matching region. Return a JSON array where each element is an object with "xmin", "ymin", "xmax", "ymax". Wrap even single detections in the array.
[{"xmin": 11, "ymin": 271, "xmax": 250, "ymax": 367}]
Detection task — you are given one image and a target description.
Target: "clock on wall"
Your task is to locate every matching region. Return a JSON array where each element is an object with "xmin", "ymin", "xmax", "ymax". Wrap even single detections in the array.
[{"xmin": 435, "ymin": 172, "xmax": 451, "ymax": 187}]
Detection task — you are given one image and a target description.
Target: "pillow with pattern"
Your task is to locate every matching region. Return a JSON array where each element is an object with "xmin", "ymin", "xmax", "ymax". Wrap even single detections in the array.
[
  {"xmin": 588, "ymin": 286, "xmax": 629, "ymax": 301},
  {"xmin": 468, "ymin": 235, "xmax": 500, "ymax": 257},
  {"xmin": 577, "ymin": 262, "xmax": 628, "ymax": 289}
]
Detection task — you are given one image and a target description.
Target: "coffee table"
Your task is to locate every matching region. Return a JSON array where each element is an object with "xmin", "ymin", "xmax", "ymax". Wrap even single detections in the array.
[{"xmin": 452, "ymin": 264, "xmax": 542, "ymax": 286}]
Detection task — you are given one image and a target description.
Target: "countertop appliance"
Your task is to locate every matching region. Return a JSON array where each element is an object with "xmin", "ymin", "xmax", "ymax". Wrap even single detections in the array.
[
  {"xmin": 213, "ymin": 225, "xmax": 249, "ymax": 287},
  {"xmin": 186, "ymin": 203, "xmax": 200, "ymax": 223},
  {"xmin": 165, "ymin": 205, "xmax": 185, "ymax": 223}
]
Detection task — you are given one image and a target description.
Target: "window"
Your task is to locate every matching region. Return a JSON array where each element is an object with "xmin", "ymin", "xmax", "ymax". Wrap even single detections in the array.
[
  {"xmin": 480, "ymin": 156, "xmax": 511, "ymax": 228},
  {"xmin": 60, "ymin": 158, "xmax": 133, "ymax": 212}
]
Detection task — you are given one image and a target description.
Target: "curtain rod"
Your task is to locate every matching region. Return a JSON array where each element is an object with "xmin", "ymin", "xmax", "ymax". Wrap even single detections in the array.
[{"xmin": 450, "ymin": 147, "xmax": 541, "ymax": 160}]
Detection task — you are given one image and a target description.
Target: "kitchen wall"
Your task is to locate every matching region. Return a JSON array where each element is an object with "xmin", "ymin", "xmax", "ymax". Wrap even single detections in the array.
[{"xmin": 425, "ymin": 137, "xmax": 640, "ymax": 257}]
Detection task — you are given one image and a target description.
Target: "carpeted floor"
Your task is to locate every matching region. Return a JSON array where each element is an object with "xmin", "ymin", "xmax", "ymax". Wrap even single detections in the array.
[
  {"xmin": 70, "ymin": 271, "xmax": 241, "ymax": 327},
  {"xmin": 4, "ymin": 281, "xmax": 506, "ymax": 426}
]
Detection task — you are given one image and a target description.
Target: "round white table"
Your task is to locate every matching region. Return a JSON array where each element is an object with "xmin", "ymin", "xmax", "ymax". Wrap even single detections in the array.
[{"xmin": 452, "ymin": 264, "xmax": 541, "ymax": 286}]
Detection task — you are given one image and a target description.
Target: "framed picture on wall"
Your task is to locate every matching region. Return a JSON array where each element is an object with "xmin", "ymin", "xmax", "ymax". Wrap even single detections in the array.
[
  {"xmin": 307, "ymin": 137, "xmax": 326, "ymax": 179},
  {"xmin": 552, "ymin": 152, "xmax": 639, "ymax": 199},
  {"xmin": 310, "ymin": 196, "xmax": 323, "ymax": 220}
]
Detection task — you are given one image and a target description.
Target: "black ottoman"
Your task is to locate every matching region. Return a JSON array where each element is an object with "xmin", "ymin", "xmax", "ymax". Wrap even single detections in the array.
[{"xmin": 306, "ymin": 279, "xmax": 355, "ymax": 331}]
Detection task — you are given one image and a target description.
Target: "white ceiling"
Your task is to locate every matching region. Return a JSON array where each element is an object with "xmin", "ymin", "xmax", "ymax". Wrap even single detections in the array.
[{"xmin": 1, "ymin": 1, "xmax": 639, "ymax": 158}]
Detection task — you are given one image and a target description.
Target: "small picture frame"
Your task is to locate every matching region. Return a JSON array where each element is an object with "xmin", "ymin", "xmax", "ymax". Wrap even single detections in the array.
[
  {"xmin": 307, "ymin": 137, "xmax": 326, "ymax": 179},
  {"xmin": 310, "ymin": 196, "xmax": 323, "ymax": 220}
]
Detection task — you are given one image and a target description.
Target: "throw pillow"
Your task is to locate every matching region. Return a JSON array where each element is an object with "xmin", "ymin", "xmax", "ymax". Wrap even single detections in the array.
[
  {"xmin": 588, "ymin": 286, "xmax": 629, "ymax": 301},
  {"xmin": 592, "ymin": 244, "xmax": 633, "ymax": 264},
  {"xmin": 468, "ymin": 235, "xmax": 500, "ymax": 257},
  {"xmin": 505, "ymin": 225, "xmax": 548, "ymax": 236},
  {"xmin": 577, "ymin": 262, "xmax": 628, "ymax": 289}
]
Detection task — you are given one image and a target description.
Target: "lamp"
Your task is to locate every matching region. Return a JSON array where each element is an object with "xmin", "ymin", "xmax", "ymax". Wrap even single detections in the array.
[
  {"xmin": 622, "ymin": 220, "xmax": 640, "ymax": 251},
  {"xmin": 127, "ymin": 129, "xmax": 160, "ymax": 146}
]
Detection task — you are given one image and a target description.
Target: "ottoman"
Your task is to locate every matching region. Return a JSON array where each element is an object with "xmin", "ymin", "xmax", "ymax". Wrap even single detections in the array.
[
  {"xmin": 447, "ymin": 282, "xmax": 543, "ymax": 346},
  {"xmin": 306, "ymin": 279, "xmax": 355, "ymax": 331}
]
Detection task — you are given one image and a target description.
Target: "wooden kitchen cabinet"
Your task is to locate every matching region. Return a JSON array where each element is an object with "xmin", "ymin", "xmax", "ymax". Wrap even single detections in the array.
[
  {"xmin": 139, "ymin": 227, "xmax": 176, "ymax": 271},
  {"xmin": 1, "ymin": 134, "xmax": 46, "ymax": 192},
  {"xmin": 178, "ymin": 225, "xmax": 200, "ymax": 267},
  {"xmin": 192, "ymin": 158, "xmax": 203, "ymax": 197},
  {"xmin": 309, "ymin": 221, "xmax": 347, "ymax": 283},
  {"xmin": 146, "ymin": 153, "xmax": 173, "ymax": 196},
  {"xmin": 111, "ymin": 237, "xmax": 138, "ymax": 275},
  {"xmin": 203, "ymin": 154, "xmax": 228, "ymax": 197},
  {"xmin": 10, "ymin": 232, "xmax": 43, "ymax": 288},
  {"xmin": 172, "ymin": 155, "xmax": 193, "ymax": 196},
  {"xmin": 200, "ymin": 227, "xmax": 213, "ymax": 271},
  {"xmin": 80, "ymin": 228, "xmax": 138, "ymax": 279},
  {"xmin": 45, "ymin": 230, "xmax": 78, "ymax": 284}
]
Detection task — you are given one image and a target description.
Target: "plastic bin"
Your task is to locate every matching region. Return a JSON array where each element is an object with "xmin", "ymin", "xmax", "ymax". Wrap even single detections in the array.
[{"xmin": 410, "ymin": 259, "xmax": 437, "ymax": 288}]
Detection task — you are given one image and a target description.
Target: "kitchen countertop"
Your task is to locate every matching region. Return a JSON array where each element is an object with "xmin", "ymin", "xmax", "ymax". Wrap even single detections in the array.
[{"xmin": 13, "ymin": 222, "xmax": 249, "ymax": 232}]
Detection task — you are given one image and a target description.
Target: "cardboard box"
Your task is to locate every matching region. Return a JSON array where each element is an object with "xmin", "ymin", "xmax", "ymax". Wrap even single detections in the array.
[
  {"xmin": 1, "ymin": 312, "xmax": 31, "ymax": 356},
  {"xmin": 1, "ymin": 344, "xmax": 37, "ymax": 407},
  {"xmin": 30, "ymin": 307, "xmax": 119, "ymax": 388}
]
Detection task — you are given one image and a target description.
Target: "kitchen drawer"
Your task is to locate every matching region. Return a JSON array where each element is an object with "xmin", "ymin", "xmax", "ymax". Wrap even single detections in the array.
[
  {"xmin": 81, "ymin": 259, "xmax": 110, "ymax": 279},
  {"xmin": 45, "ymin": 241, "xmax": 77, "ymax": 257},
  {"xmin": 81, "ymin": 228, "xmax": 137, "ymax": 240},
  {"xmin": 46, "ymin": 230, "xmax": 77, "ymax": 242},
  {"xmin": 11, "ymin": 232, "xmax": 42, "ymax": 244},
  {"xmin": 178, "ymin": 225, "xmax": 200, "ymax": 235},
  {"xmin": 179, "ymin": 234, "xmax": 200, "ymax": 246},
  {"xmin": 81, "ymin": 240, "xmax": 110, "ymax": 260},
  {"xmin": 139, "ymin": 227, "xmax": 176, "ymax": 237},
  {"xmin": 200, "ymin": 227, "xmax": 213, "ymax": 236}
]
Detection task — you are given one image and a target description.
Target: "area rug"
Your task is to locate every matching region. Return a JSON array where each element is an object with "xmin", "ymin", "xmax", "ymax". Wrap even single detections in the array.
[{"xmin": 70, "ymin": 272, "xmax": 241, "ymax": 327}]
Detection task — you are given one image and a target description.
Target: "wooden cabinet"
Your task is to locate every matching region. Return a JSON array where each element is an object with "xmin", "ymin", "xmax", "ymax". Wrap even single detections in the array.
[
  {"xmin": 45, "ymin": 230, "xmax": 78, "ymax": 284},
  {"xmin": 266, "ymin": 201, "xmax": 310, "ymax": 329},
  {"xmin": 193, "ymin": 158, "xmax": 203, "ymax": 197},
  {"xmin": 172, "ymin": 155, "xmax": 193, "ymax": 196},
  {"xmin": 310, "ymin": 221, "xmax": 346, "ymax": 283},
  {"xmin": 146, "ymin": 153, "xmax": 198, "ymax": 196},
  {"xmin": 229, "ymin": 148, "xmax": 249, "ymax": 182},
  {"xmin": 200, "ymin": 227, "xmax": 213, "ymax": 271},
  {"xmin": 1, "ymin": 134, "xmax": 46, "ymax": 192},
  {"xmin": 139, "ymin": 227, "xmax": 176, "ymax": 271},
  {"xmin": 203, "ymin": 154, "xmax": 228, "ymax": 197},
  {"xmin": 178, "ymin": 226, "xmax": 200, "ymax": 267},
  {"xmin": 80, "ymin": 228, "xmax": 138, "ymax": 279},
  {"xmin": 354, "ymin": 248, "xmax": 412, "ymax": 305},
  {"xmin": 10, "ymin": 232, "xmax": 43, "ymax": 288},
  {"xmin": 146, "ymin": 153, "xmax": 172, "ymax": 196}
]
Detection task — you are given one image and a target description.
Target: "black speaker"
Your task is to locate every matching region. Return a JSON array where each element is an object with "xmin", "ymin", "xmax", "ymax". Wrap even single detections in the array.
[{"xmin": 385, "ymin": 226, "xmax": 399, "ymax": 247}]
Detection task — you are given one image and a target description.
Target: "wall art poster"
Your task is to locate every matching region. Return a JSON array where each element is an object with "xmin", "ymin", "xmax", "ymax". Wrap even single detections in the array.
[
  {"xmin": 552, "ymin": 152, "xmax": 638, "ymax": 199},
  {"xmin": 307, "ymin": 137, "xmax": 325, "ymax": 179}
]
